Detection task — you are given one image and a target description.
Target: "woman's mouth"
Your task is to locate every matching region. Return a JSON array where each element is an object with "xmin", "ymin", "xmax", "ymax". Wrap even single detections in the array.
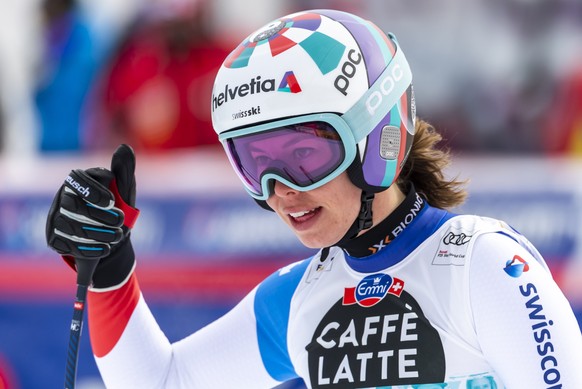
[
  {"xmin": 288, "ymin": 207, "xmax": 322, "ymax": 227},
  {"xmin": 289, "ymin": 208, "xmax": 317, "ymax": 219}
]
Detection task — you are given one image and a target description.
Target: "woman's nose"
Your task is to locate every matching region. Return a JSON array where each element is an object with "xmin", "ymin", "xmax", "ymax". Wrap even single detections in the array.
[{"xmin": 272, "ymin": 179, "xmax": 298, "ymax": 197}]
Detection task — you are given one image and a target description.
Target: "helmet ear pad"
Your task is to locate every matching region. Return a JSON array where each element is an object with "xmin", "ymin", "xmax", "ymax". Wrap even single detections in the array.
[
  {"xmin": 347, "ymin": 84, "xmax": 416, "ymax": 193},
  {"xmin": 346, "ymin": 123, "xmax": 408, "ymax": 194},
  {"xmin": 346, "ymin": 148, "xmax": 385, "ymax": 194}
]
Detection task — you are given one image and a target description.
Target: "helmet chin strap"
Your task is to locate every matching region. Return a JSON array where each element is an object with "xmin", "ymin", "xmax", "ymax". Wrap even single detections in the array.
[{"xmin": 335, "ymin": 191, "xmax": 374, "ymax": 247}]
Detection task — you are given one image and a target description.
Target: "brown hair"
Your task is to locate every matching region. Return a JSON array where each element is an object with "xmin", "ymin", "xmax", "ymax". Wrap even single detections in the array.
[{"xmin": 397, "ymin": 119, "xmax": 468, "ymax": 210}]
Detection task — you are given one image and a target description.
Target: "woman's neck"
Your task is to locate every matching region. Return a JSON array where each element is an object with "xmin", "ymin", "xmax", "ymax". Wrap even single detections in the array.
[
  {"xmin": 342, "ymin": 184, "xmax": 427, "ymax": 257},
  {"xmin": 357, "ymin": 184, "xmax": 406, "ymax": 238}
]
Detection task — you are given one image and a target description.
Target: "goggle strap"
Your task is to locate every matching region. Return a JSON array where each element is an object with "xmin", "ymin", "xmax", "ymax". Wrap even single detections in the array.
[{"xmin": 342, "ymin": 40, "xmax": 413, "ymax": 143}]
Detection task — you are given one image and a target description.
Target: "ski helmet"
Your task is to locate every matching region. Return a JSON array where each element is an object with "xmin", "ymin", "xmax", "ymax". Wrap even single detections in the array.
[{"xmin": 211, "ymin": 9, "xmax": 416, "ymax": 205}]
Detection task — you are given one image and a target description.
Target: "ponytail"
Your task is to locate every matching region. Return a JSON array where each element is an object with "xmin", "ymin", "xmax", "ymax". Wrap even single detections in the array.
[{"xmin": 397, "ymin": 119, "xmax": 467, "ymax": 210}]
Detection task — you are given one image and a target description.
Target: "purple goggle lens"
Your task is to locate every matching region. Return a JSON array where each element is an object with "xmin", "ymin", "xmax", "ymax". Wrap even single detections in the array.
[{"xmin": 225, "ymin": 121, "xmax": 346, "ymax": 197}]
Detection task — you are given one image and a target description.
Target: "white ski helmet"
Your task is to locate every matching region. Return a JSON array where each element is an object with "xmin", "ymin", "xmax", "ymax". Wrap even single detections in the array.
[{"xmin": 211, "ymin": 9, "xmax": 416, "ymax": 205}]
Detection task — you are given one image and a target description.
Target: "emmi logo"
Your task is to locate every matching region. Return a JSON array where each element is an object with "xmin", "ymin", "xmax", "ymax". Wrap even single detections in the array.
[
  {"xmin": 212, "ymin": 71, "xmax": 301, "ymax": 111},
  {"xmin": 343, "ymin": 273, "xmax": 404, "ymax": 308}
]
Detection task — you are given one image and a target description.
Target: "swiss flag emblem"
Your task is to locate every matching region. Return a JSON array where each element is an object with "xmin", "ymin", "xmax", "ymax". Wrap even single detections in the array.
[
  {"xmin": 342, "ymin": 274, "xmax": 405, "ymax": 307},
  {"xmin": 388, "ymin": 277, "xmax": 404, "ymax": 297}
]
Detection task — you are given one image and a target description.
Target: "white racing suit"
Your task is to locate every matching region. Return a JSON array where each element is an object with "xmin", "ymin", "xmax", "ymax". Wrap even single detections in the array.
[{"xmin": 87, "ymin": 193, "xmax": 582, "ymax": 388}]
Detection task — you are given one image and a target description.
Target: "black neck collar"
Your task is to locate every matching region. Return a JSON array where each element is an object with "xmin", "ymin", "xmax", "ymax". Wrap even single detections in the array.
[{"xmin": 339, "ymin": 185, "xmax": 426, "ymax": 258}]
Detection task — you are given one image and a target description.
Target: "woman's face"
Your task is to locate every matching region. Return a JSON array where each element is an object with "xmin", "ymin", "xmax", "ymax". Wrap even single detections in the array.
[{"xmin": 266, "ymin": 172, "xmax": 361, "ymax": 248}]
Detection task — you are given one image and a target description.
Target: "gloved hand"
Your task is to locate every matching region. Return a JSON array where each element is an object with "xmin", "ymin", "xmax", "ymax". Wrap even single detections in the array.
[{"xmin": 46, "ymin": 144, "xmax": 140, "ymax": 288}]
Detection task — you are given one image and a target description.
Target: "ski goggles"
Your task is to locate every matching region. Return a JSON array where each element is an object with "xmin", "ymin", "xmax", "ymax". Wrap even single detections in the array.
[
  {"xmin": 218, "ymin": 40, "xmax": 412, "ymax": 200},
  {"xmin": 219, "ymin": 114, "xmax": 358, "ymax": 200}
]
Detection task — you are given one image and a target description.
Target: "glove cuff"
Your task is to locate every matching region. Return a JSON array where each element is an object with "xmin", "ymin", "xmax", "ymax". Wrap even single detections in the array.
[
  {"xmin": 109, "ymin": 178, "xmax": 140, "ymax": 229},
  {"xmin": 92, "ymin": 237, "xmax": 136, "ymax": 289}
]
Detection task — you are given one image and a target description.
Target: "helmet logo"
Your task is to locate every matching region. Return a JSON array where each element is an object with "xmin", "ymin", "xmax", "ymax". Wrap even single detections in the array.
[
  {"xmin": 212, "ymin": 76, "xmax": 275, "ymax": 111},
  {"xmin": 212, "ymin": 71, "xmax": 301, "ymax": 113},
  {"xmin": 249, "ymin": 20, "xmax": 286, "ymax": 43},
  {"xmin": 365, "ymin": 64, "xmax": 404, "ymax": 116},
  {"xmin": 278, "ymin": 71, "xmax": 302, "ymax": 93},
  {"xmin": 334, "ymin": 49, "xmax": 362, "ymax": 96}
]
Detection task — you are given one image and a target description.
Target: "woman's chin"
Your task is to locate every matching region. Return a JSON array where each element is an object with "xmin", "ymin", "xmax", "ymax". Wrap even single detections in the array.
[{"xmin": 296, "ymin": 233, "xmax": 340, "ymax": 250}]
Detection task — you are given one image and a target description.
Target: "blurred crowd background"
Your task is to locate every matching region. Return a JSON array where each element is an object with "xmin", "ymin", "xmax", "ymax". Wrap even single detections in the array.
[
  {"xmin": 0, "ymin": 0, "xmax": 581, "ymax": 388},
  {"xmin": 0, "ymin": 0, "xmax": 581, "ymax": 156}
]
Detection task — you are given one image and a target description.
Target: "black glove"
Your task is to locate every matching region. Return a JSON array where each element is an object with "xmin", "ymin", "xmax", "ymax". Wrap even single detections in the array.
[{"xmin": 46, "ymin": 144, "xmax": 140, "ymax": 288}]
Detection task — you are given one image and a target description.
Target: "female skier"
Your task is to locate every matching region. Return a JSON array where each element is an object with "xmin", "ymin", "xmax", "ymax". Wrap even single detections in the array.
[{"xmin": 46, "ymin": 8, "xmax": 582, "ymax": 388}]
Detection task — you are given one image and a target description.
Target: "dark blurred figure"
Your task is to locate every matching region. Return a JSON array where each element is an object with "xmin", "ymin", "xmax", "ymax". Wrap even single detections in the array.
[
  {"xmin": 501, "ymin": 0, "xmax": 560, "ymax": 153},
  {"xmin": 34, "ymin": 0, "xmax": 105, "ymax": 152},
  {"xmin": 86, "ymin": 1, "xmax": 228, "ymax": 152},
  {"xmin": 542, "ymin": 65, "xmax": 582, "ymax": 155},
  {"xmin": 429, "ymin": 0, "xmax": 574, "ymax": 154}
]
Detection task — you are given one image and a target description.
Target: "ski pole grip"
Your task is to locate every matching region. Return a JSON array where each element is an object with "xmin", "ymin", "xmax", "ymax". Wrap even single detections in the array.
[{"xmin": 75, "ymin": 259, "xmax": 100, "ymax": 287}]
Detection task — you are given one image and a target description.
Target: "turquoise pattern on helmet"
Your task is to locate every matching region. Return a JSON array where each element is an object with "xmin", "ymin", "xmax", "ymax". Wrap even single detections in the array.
[
  {"xmin": 224, "ymin": 12, "xmax": 345, "ymax": 75},
  {"xmin": 298, "ymin": 31, "xmax": 346, "ymax": 75}
]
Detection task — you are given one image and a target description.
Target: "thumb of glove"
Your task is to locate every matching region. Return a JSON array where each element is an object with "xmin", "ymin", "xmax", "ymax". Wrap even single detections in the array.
[
  {"xmin": 108, "ymin": 144, "xmax": 139, "ymax": 230},
  {"xmin": 111, "ymin": 144, "xmax": 136, "ymax": 207},
  {"xmin": 90, "ymin": 144, "xmax": 139, "ymax": 289}
]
